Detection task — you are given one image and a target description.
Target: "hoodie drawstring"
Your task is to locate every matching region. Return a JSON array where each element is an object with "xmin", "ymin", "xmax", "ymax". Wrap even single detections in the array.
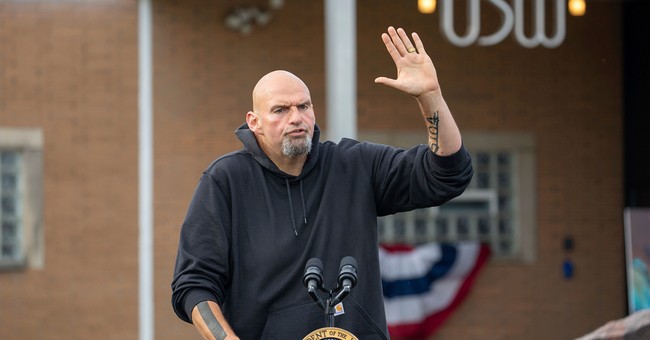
[
  {"xmin": 299, "ymin": 180, "xmax": 308, "ymax": 225},
  {"xmin": 285, "ymin": 178, "xmax": 308, "ymax": 236}
]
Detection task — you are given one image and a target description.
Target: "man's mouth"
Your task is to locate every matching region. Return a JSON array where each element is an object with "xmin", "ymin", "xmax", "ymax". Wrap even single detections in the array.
[{"xmin": 286, "ymin": 129, "xmax": 306, "ymax": 136}]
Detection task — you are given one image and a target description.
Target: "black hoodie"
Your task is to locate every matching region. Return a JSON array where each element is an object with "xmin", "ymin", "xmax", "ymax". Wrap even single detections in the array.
[{"xmin": 171, "ymin": 123, "xmax": 473, "ymax": 339}]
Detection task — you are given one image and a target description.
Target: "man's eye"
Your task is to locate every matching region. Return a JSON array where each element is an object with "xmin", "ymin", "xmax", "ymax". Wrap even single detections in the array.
[
  {"xmin": 298, "ymin": 104, "xmax": 309, "ymax": 110},
  {"xmin": 274, "ymin": 107, "xmax": 286, "ymax": 113}
]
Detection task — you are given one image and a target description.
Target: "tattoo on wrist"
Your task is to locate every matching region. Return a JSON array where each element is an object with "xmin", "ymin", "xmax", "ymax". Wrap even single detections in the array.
[
  {"xmin": 197, "ymin": 301, "xmax": 227, "ymax": 340},
  {"xmin": 426, "ymin": 111, "xmax": 440, "ymax": 153}
]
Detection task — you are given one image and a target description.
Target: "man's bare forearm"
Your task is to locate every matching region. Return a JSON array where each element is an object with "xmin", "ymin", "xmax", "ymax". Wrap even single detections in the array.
[
  {"xmin": 425, "ymin": 111, "xmax": 440, "ymax": 153},
  {"xmin": 418, "ymin": 90, "xmax": 462, "ymax": 156},
  {"xmin": 197, "ymin": 301, "xmax": 227, "ymax": 339},
  {"xmin": 192, "ymin": 301, "xmax": 239, "ymax": 340}
]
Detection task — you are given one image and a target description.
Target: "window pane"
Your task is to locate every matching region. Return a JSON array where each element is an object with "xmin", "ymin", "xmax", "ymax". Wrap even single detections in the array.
[
  {"xmin": 1, "ymin": 173, "xmax": 17, "ymax": 191},
  {"xmin": 499, "ymin": 240, "xmax": 511, "ymax": 253},
  {"xmin": 498, "ymin": 195, "xmax": 510, "ymax": 211},
  {"xmin": 477, "ymin": 171, "xmax": 490, "ymax": 188},
  {"xmin": 2, "ymin": 243, "xmax": 16, "ymax": 259},
  {"xmin": 499, "ymin": 218, "xmax": 511, "ymax": 235},
  {"xmin": 2, "ymin": 196, "xmax": 17, "ymax": 215},
  {"xmin": 415, "ymin": 219, "xmax": 428, "ymax": 235},
  {"xmin": 0, "ymin": 152, "xmax": 18, "ymax": 167},
  {"xmin": 2, "ymin": 221, "xmax": 17, "ymax": 239},
  {"xmin": 458, "ymin": 217, "xmax": 469, "ymax": 237},
  {"xmin": 394, "ymin": 219, "xmax": 405, "ymax": 236},
  {"xmin": 477, "ymin": 152, "xmax": 490, "ymax": 167},
  {"xmin": 436, "ymin": 218, "xmax": 448, "ymax": 236},
  {"xmin": 497, "ymin": 152, "xmax": 510, "ymax": 166},
  {"xmin": 498, "ymin": 171, "xmax": 510, "ymax": 188},
  {"xmin": 1, "ymin": 220, "xmax": 19, "ymax": 260},
  {"xmin": 478, "ymin": 217, "xmax": 490, "ymax": 236}
]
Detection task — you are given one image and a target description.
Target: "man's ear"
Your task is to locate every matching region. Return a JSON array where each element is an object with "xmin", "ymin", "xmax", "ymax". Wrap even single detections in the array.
[{"xmin": 246, "ymin": 111, "xmax": 262, "ymax": 134}]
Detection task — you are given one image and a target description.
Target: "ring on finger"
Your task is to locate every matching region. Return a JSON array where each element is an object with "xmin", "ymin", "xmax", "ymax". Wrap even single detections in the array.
[{"xmin": 407, "ymin": 47, "xmax": 416, "ymax": 53}]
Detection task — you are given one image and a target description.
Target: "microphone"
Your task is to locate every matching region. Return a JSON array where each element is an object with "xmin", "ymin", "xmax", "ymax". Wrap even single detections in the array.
[
  {"xmin": 337, "ymin": 256, "xmax": 358, "ymax": 290},
  {"xmin": 329, "ymin": 256, "xmax": 358, "ymax": 309},
  {"xmin": 303, "ymin": 258, "xmax": 323, "ymax": 293}
]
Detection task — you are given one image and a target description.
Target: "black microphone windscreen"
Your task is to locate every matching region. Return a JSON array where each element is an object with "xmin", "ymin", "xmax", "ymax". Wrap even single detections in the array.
[
  {"xmin": 339, "ymin": 256, "xmax": 357, "ymax": 270},
  {"xmin": 305, "ymin": 258, "xmax": 323, "ymax": 271}
]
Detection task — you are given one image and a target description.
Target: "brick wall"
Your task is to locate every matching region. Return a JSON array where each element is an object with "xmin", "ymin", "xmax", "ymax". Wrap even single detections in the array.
[
  {"xmin": 0, "ymin": 1, "xmax": 139, "ymax": 339},
  {"xmin": 0, "ymin": 0, "xmax": 625, "ymax": 339}
]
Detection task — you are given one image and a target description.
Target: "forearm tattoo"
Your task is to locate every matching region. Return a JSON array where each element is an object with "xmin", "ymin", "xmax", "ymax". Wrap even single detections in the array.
[
  {"xmin": 426, "ymin": 111, "xmax": 440, "ymax": 153},
  {"xmin": 197, "ymin": 301, "xmax": 227, "ymax": 340}
]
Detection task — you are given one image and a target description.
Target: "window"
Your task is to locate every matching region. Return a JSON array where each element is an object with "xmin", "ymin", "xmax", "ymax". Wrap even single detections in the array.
[
  {"xmin": 362, "ymin": 131, "xmax": 536, "ymax": 262},
  {"xmin": 1, "ymin": 151, "xmax": 23, "ymax": 264},
  {"xmin": 0, "ymin": 127, "xmax": 43, "ymax": 270}
]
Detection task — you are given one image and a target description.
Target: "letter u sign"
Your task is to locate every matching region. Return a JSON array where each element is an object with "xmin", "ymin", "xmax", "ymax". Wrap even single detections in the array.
[{"xmin": 440, "ymin": 0, "xmax": 566, "ymax": 48}]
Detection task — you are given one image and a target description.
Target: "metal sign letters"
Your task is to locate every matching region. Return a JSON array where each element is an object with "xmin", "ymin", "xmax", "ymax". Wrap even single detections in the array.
[{"xmin": 440, "ymin": 0, "xmax": 566, "ymax": 48}]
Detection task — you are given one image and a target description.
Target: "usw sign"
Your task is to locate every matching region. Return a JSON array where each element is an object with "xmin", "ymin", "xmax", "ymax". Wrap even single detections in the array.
[{"xmin": 440, "ymin": 0, "xmax": 566, "ymax": 48}]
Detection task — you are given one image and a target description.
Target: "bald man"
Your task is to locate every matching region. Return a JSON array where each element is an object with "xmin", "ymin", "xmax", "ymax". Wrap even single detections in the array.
[{"xmin": 171, "ymin": 26, "xmax": 473, "ymax": 340}]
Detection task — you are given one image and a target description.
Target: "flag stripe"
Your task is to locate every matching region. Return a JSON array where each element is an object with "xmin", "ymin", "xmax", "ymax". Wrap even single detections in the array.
[
  {"xmin": 380, "ymin": 242, "xmax": 491, "ymax": 339},
  {"xmin": 382, "ymin": 244, "xmax": 457, "ymax": 298}
]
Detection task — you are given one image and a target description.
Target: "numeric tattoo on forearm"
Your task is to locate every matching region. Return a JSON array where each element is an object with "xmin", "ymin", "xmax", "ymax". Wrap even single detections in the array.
[
  {"xmin": 426, "ymin": 111, "xmax": 440, "ymax": 153},
  {"xmin": 197, "ymin": 301, "xmax": 227, "ymax": 340}
]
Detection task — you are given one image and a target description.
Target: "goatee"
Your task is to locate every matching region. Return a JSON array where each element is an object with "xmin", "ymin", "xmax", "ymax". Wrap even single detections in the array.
[{"xmin": 282, "ymin": 134, "xmax": 312, "ymax": 158}]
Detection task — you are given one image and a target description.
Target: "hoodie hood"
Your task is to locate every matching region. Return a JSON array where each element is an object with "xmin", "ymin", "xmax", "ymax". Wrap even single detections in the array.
[{"xmin": 234, "ymin": 123, "xmax": 321, "ymax": 180}]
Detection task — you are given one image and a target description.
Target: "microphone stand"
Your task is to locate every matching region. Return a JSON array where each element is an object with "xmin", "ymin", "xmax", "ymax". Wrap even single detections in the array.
[
  {"xmin": 304, "ymin": 256, "xmax": 357, "ymax": 328},
  {"xmin": 309, "ymin": 283, "xmax": 350, "ymax": 328}
]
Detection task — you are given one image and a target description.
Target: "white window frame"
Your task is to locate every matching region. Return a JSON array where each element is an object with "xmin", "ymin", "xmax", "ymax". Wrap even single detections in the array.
[{"xmin": 0, "ymin": 127, "xmax": 43, "ymax": 270}]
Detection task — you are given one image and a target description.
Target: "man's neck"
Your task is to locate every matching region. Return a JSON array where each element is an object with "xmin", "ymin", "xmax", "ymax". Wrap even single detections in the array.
[
  {"xmin": 269, "ymin": 153, "xmax": 307, "ymax": 177},
  {"xmin": 258, "ymin": 142, "xmax": 307, "ymax": 176}
]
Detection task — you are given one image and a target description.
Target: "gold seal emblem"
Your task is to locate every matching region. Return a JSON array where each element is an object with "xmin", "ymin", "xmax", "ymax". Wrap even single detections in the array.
[{"xmin": 303, "ymin": 327, "xmax": 358, "ymax": 340}]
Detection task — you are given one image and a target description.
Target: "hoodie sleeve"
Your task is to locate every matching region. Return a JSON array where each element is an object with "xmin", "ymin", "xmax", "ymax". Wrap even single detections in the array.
[
  {"xmin": 171, "ymin": 171, "xmax": 232, "ymax": 323},
  {"xmin": 370, "ymin": 143, "xmax": 473, "ymax": 216}
]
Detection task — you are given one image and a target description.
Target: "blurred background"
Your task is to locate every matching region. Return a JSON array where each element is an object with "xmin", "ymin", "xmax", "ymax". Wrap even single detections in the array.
[{"xmin": 0, "ymin": 0, "xmax": 648, "ymax": 339}]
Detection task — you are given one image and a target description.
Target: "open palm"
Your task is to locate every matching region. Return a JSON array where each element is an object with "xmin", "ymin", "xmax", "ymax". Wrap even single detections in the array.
[{"xmin": 375, "ymin": 27, "xmax": 441, "ymax": 97}]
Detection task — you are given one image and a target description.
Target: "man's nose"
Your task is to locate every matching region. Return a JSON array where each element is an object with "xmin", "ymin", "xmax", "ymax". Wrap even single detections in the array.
[{"xmin": 288, "ymin": 106, "xmax": 303, "ymax": 123}]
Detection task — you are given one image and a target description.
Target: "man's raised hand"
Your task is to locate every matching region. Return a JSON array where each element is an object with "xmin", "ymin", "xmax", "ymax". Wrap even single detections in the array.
[{"xmin": 374, "ymin": 26, "xmax": 441, "ymax": 98}]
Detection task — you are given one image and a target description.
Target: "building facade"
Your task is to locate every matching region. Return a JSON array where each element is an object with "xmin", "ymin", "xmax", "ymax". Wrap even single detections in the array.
[{"xmin": 0, "ymin": 0, "xmax": 628, "ymax": 339}]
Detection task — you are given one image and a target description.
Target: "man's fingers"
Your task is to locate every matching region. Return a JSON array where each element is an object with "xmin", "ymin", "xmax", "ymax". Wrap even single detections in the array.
[
  {"xmin": 375, "ymin": 77, "xmax": 395, "ymax": 86},
  {"xmin": 397, "ymin": 28, "xmax": 416, "ymax": 54},
  {"xmin": 387, "ymin": 26, "xmax": 409, "ymax": 56},
  {"xmin": 381, "ymin": 33, "xmax": 401, "ymax": 62},
  {"xmin": 374, "ymin": 76, "xmax": 388, "ymax": 84},
  {"xmin": 374, "ymin": 76, "xmax": 398, "ymax": 88},
  {"xmin": 412, "ymin": 32, "xmax": 427, "ymax": 55},
  {"xmin": 383, "ymin": 26, "xmax": 424, "ymax": 58}
]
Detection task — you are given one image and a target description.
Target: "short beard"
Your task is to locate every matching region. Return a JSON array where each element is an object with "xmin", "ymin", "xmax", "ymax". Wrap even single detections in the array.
[{"xmin": 282, "ymin": 134, "xmax": 312, "ymax": 159}]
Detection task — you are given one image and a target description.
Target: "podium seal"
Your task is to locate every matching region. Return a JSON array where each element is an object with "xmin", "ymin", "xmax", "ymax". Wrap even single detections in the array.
[{"xmin": 303, "ymin": 327, "xmax": 358, "ymax": 340}]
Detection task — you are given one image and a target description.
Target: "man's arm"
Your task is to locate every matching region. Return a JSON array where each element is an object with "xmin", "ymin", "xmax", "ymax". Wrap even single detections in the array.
[
  {"xmin": 191, "ymin": 301, "xmax": 239, "ymax": 340},
  {"xmin": 375, "ymin": 26, "xmax": 462, "ymax": 156}
]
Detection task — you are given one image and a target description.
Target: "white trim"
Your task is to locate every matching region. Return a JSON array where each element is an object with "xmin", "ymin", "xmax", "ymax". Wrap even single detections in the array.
[
  {"xmin": 0, "ymin": 127, "xmax": 43, "ymax": 149},
  {"xmin": 324, "ymin": 0, "xmax": 356, "ymax": 142},
  {"xmin": 138, "ymin": 0, "xmax": 154, "ymax": 339}
]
